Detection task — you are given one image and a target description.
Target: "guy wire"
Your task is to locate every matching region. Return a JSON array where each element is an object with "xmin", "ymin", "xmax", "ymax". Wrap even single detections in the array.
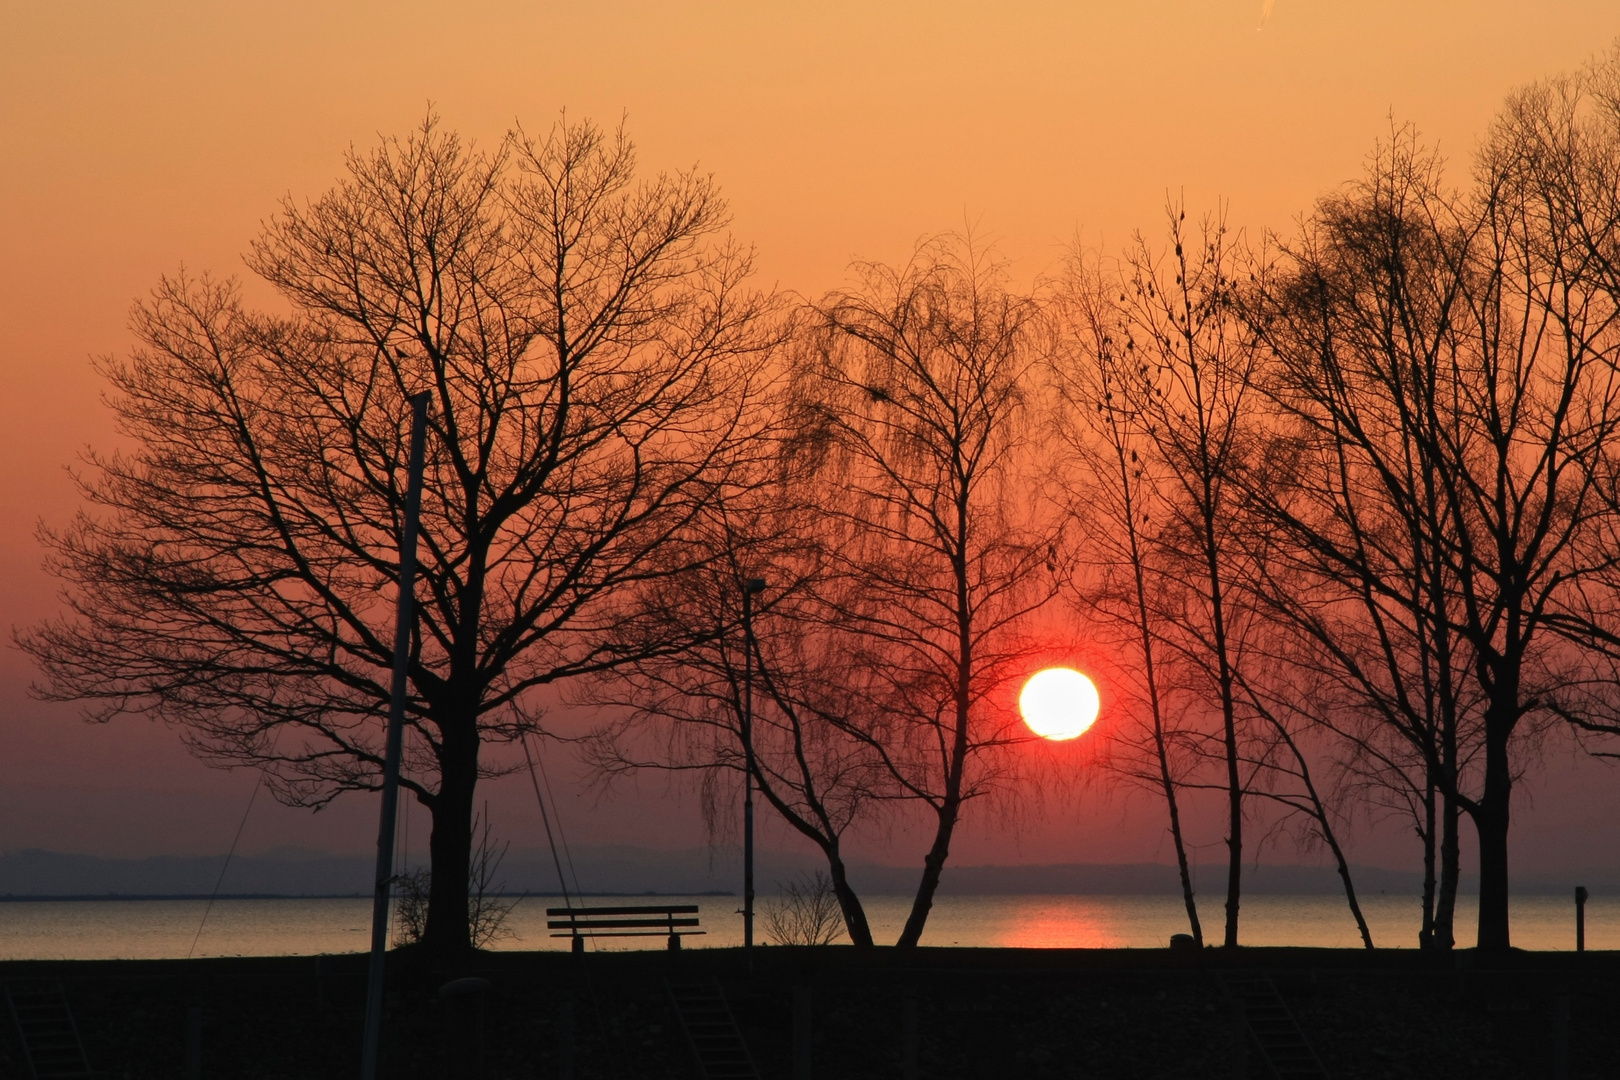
[
  {"xmin": 535, "ymin": 740, "xmax": 585, "ymax": 901},
  {"xmin": 187, "ymin": 766, "xmax": 267, "ymax": 959},
  {"xmin": 521, "ymin": 733, "xmax": 575, "ymax": 913},
  {"xmin": 521, "ymin": 731, "xmax": 624, "ymax": 1074}
]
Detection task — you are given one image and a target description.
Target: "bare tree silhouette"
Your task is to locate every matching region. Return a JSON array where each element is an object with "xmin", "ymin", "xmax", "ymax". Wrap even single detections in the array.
[
  {"xmin": 1249, "ymin": 77, "xmax": 1620, "ymax": 948},
  {"xmin": 1048, "ymin": 252, "xmax": 1204, "ymax": 947},
  {"xmin": 1061, "ymin": 209, "xmax": 1370, "ymax": 948},
  {"xmin": 793, "ymin": 234, "xmax": 1055, "ymax": 947},
  {"xmin": 583, "ymin": 493, "xmax": 884, "ymax": 947},
  {"xmin": 1108, "ymin": 206, "xmax": 1268, "ymax": 948},
  {"xmin": 20, "ymin": 115, "xmax": 783, "ymax": 954},
  {"xmin": 1244, "ymin": 128, "xmax": 1483, "ymax": 950}
]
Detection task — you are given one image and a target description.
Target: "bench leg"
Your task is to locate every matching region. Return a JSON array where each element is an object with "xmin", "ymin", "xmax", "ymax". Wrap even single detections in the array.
[
  {"xmin": 571, "ymin": 934, "xmax": 584, "ymax": 954},
  {"xmin": 668, "ymin": 933, "xmax": 681, "ymax": 951}
]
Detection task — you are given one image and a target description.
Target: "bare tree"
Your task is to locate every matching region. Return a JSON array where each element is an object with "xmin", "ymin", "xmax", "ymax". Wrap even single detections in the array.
[
  {"xmin": 1243, "ymin": 128, "xmax": 1483, "ymax": 950},
  {"xmin": 1048, "ymin": 252, "xmax": 1204, "ymax": 947},
  {"xmin": 793, "ymin": 234, "xmax": 1054, "ymax": 947},
  {"xmin": 1250, "ymin": 79, "xmax": 1620, "ymax": 949},
  {"xmin": 1095, "ymin": 207, "xmax": 1370, "ymax": 948},
  {"xmin": 20, "ymin": 115, "xmax": 783, "ymax": 954},
  {"xmin": 1109, "ymin": 205, "xmax": 1267, "ymax": 948},
  {"xmin": 1454, "ymin": 66, "xmax": 1620, "ymax": 950},
  {"xmin": 583, "ymin": 501, "xmax": 883, "ymax": 947}
]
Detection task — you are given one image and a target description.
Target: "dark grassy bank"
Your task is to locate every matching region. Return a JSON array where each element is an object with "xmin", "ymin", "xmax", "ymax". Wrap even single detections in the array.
[{"xmin": 2, "ymin": 946, "xmax": 1615, "ymax": 1079}]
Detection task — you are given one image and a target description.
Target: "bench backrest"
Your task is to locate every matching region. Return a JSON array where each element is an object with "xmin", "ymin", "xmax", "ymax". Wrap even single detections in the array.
[
  {"xmin": 546, "ymin": 904, "xmax": 701, "ymax": 932},
  {"xmin": 545, "ymin": 905, "xmax": 699, "ymax": 918}
]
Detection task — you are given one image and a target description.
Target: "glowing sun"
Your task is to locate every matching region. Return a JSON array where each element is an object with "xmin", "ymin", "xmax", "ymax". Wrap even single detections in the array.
[{"xmin": 1019, "ymin": 668, "xmax": 1100, "ymax": 741}]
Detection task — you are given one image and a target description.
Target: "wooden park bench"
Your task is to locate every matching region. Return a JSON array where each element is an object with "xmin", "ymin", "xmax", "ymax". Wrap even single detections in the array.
[{"xmin": 547, "ymin": 904, "xmax": 704, "ymax": 952}]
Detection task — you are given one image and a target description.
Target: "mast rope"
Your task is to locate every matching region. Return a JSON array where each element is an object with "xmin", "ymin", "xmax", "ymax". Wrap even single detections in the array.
[
  {"xmin": 522, "ymin": 733, "xmax": 579, "ymax": 910},
  {"xmin": 186, "ymin": 766, "xmax": 266, "ymax": 959}
]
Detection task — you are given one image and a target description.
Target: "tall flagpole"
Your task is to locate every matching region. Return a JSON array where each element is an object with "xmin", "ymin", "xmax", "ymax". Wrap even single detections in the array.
[{"xmin": 361, "ymin": 391, "xmax": 431, "ymax": 1080}]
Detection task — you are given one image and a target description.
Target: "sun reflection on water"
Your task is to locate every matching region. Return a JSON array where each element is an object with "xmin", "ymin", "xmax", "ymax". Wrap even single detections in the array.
[{"xmin": 991, "ymin": 899, "xmax": 1123, "ymax": 949}]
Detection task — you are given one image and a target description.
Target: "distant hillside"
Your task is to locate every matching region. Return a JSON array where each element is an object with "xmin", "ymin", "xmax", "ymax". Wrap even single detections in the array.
[{"xmin": 0, "ymin": 846, "xmax": 1610, "ymax": 898}]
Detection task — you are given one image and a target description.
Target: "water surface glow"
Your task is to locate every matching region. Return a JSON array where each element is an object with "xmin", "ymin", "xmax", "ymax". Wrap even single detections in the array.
[{"xmin": 0, "ymin": 893, "xmax": 1612, "ymax": 959}]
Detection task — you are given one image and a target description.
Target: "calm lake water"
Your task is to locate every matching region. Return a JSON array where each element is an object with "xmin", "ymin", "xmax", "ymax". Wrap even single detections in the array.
[{"xmin": 0, "ymin": 893, "xmax": 1612, "ymax": 959}]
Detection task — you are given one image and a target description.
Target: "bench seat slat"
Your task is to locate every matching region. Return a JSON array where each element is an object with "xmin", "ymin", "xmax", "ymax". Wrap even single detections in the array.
[
  {"xmin": 548, "ymin": 918, "xmax": 701, "ymax": 930},
  {"xmin": 544, "ymin": 905, "xmax": 700, "ymax": 916},
  {"xmin": 549, "ymin": 930, "xmax": 707, "ymax": 938}
]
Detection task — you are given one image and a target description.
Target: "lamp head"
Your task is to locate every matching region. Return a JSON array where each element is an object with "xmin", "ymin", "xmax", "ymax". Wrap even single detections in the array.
[{"xmin": 744, "ymin": 577, "xmax": 767, "ymax": 595}]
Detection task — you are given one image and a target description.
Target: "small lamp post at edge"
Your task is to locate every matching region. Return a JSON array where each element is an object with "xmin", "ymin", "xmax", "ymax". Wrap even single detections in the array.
[{"xmin": 741, "ymin": 576, "xmax": 767, "ymax": 952}]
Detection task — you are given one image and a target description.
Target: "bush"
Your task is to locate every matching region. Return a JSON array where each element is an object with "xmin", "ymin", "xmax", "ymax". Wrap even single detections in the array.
[
  {"xmin": 392, "ymin": 805, "xmax": 519, "ymax": 949},
  {"xmin": 761, "ymin": 870, "xmax": 845, "ymax": 946}
]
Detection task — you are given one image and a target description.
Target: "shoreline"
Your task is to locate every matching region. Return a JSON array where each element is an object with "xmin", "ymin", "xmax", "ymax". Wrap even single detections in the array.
[{"xmin": 0, "ymin": 891, "xmax": 738, "ymax": 902}]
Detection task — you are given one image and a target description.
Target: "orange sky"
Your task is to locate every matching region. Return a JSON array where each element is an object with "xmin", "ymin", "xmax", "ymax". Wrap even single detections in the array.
[{"xmin": 4, "ymin": 1, "xmax": 1620, "ymax": 872}]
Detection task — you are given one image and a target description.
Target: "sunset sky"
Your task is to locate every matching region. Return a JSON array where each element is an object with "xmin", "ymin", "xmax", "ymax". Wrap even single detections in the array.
[{"xmin": 4, "ymin": 1, "xmax": 1620, "ymax": 880}]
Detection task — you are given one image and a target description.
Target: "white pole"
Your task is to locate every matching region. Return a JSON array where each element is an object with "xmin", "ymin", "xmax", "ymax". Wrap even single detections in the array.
[{"xmin": 361, "ymin": 391, "xmax": 431, "ymax": 1080}]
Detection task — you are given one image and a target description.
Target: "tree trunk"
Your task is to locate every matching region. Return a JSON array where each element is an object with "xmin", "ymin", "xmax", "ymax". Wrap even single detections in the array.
[
  {"xmin": 422, "ymin": 715, "xmax": 480, "ymax": 956},
  {"xmin": 1198, "ymin": 503, "xmax": 1243, "ymax": 949},
  {"xmin": 742, "ymin": 699, "xmax": 874, "ymax": 947},
  {"xmin": 1276, "ymin": 716, "xmax": 1372, "ymax": 950},
  {"xmin": 897, "ymin": 801, "xmax": 960, "ymax": 947},
  {"xmin": 1438, "ymin": 628, "xmax": 1464, "ymax": 952},
  {"xmin": 895, "ymin": 507, "xmax": 973, "ymax": 950},
  {"xmin": 1321, "ymin": 814, "xmax": 1373, "ymax": 949},
  {"xmin": 1211, "ymin": 608, "xmax": 1242, "ymax": 948},
  {"xmin": 1220, "ymin": 694, "xmax": 1242, "ymax": 948},
  {"xmin": 1435, "ymin": 782, "xmax": 1460, "ymax": 950},
  {"xmin": 1420, "ymin": 776, "xmax": 1437, "ymax": 950},
  {"xmin": 1431, "ymin": 587, "xmax": 1461, "ymax": 952},
  {"xmin": 1121, "ymin": 439, "xmax": 1201, "ymax": 947},
  {"xmin": 897, "ymin": 623, "xmax": 967, "ymax": 947},
  {"xmin": 824, "ymin": 846, "xmax": 874, "ymax": 948},
  {"xmin": 1474, "ymin": 715, "xmax": 1514, "ymax": 951},
  {"xmin": 1161, "ymin": 739, "xmax": 1203, "ymax": 947}
]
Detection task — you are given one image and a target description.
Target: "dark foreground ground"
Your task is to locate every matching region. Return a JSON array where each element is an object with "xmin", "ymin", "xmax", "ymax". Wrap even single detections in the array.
[{"xmin": 2, "ymin": 945, "xmax": 1616, "ymax": 1079}]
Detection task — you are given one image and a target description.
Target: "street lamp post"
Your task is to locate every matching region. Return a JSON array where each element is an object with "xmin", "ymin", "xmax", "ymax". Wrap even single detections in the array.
[{"xmin": 740, "ymin": 576, "xmax": 767, "ymax": 952}]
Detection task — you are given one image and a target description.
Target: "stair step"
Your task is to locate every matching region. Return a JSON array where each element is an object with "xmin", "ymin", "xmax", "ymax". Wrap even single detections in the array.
[
  {"xmin": 1219, "ymin": 972, "xmax": 1331, "ymax": 1080},
  {"xmin": 665, "ymin": 978, "xmax": 760, "ymax": 1080},
  {"xmin": 5, "ymin": 981, "xmax": 95, "ymax": 1080}
]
